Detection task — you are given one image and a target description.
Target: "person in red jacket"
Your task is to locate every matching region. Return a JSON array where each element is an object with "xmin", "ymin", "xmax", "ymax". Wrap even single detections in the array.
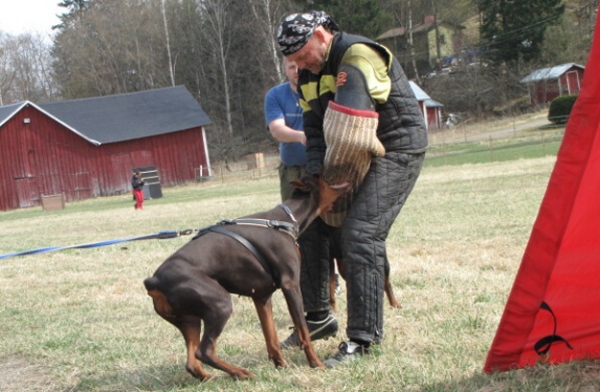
[{"xmin": 132, "ymin": 171, "xmax": 145, "ymax": 210}]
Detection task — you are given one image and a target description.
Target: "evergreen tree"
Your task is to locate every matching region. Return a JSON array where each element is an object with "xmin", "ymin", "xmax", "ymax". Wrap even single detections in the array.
[
  {"xmin": 307, "ymin": 0, "xmax": 392, "ymax": 39},
  {"xmin": 478, "ymin": 0, "xmax": 565, "ymax": 67},
  {"xmin": 55, "ymin": 0, "xmax": 91, "ymax": 29}
]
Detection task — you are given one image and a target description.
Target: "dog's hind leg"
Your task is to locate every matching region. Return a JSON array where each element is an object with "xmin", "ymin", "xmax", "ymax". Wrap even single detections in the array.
[
  {"xmin": 253, "ymin": 296, "xmax": 287, "ymax": 368},
  {"xmin": 192, "ymin": 280, "xmax": 255, "ymax": 380},
  {"xmin": 384, "ymin": 276, "xmax": 401, "ymax": 309},
  {"xmin": 328, "ymin": 258, "xmax": 338, "ymax": 312},
  {"xmin": 146, "ymin": 289, "xmax": 212, "ymax": 380},
  {"xmin": 383, "ymin": 257, "xmax": 401, "ymax": 309},
  {"xmin": 179, "ymin": 316, "xmax": 213, "ymax": 380}
]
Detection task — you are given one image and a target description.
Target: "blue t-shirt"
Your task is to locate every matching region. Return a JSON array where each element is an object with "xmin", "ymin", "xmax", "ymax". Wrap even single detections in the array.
[{"xmin": 264, "ymin": 82, "xmax": 306, "ymax": 166}]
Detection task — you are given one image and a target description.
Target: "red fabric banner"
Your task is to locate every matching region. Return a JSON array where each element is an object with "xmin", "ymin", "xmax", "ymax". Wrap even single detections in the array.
[{"xmin": 484, "ymin": 12, "xmax": 600, "ymax": 373}]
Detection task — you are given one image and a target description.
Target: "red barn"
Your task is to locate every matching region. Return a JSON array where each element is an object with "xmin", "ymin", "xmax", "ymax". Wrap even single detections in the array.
[
  {"xmin": 409, "ymin": 81, "xmax": 444, "ymax": 130},
  {"xmin": 0, "ymin": 86, "xmax": 212, "ymax": 211},
  {"xmin": 520, "ymin": 63, "xmax": 585, "ymax": 106}
]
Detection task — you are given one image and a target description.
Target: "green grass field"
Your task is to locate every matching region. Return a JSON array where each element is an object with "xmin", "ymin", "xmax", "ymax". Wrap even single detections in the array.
[
  {"xmin": 2, "ymin": 121, "xmax": 600, "ymax": 392},
  {"xmin": 425, "ymin": 127, "xmax": 564, "ymax": 167}
]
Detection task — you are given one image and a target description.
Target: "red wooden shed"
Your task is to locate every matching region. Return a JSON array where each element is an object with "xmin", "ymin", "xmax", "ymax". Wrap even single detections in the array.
[
  {"xmin": 520, "ymin": 63, "xmax": 585, "ymax": 106},
  {"xmin": 0, "ymin": 86, "xmax": 212, "ymax": 211},
  {"xmin": 409, "ymin": 81, "xmax": 444, "ymax": 130}
]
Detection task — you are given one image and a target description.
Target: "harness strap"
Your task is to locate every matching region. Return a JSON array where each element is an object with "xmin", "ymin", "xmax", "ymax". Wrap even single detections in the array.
[
  {"xmin": 278, "ymin": 203, "xmax": 298, "ymax": 226},
  {"xmin": 194, "ymin": 224, "xmax": 281, "ymax": 288},
  {"xmin": 190, "ymin": 207, "xmax": 302, "ymax": 288},
  {"xmin": 219, "ymin": 218, "xmax": 297, "ymax": 238}
]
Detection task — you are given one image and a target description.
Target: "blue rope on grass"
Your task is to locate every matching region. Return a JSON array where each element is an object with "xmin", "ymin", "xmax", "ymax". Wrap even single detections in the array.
[{"xmin": 0, "ymin": 229, "xmax": 196, "ymax": 260}]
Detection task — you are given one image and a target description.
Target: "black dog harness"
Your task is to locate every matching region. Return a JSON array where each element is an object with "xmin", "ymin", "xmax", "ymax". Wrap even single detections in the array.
[{"xmin": 192, "ymin": 204, "xmax": 299, "ymax": 287}]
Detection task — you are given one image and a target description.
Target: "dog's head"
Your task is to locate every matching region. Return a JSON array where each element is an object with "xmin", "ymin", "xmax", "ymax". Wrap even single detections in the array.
[{"xmin": 290, "ymin": 175, "xmax": 350, "ymax": 223}]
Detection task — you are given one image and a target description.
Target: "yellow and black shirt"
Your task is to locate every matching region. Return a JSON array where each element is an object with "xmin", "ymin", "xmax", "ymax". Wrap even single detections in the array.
[{"xmin": 298, "ymin": 32, "xmax": 428, "ymax": 175}]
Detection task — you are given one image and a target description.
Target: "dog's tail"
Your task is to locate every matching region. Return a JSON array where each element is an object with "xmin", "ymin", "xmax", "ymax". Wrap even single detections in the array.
[{"xmin": 144, "ymin": 276, "xmax": 176, "ymax": 318}]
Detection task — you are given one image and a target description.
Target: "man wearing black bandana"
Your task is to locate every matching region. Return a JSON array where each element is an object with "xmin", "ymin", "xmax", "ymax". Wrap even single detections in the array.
[{"xmin": 277, "ymin": 11, "xmax": 428, "ymax": 367}]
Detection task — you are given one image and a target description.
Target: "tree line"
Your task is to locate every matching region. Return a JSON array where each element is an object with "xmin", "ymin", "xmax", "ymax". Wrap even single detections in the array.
[{"xmin": 0, "ymin": 0, "xmax": 596, "ymax": 162}]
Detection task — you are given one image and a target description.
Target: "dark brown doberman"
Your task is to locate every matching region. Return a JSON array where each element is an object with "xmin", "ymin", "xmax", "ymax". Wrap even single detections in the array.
[{"xmin": 144, "ymin": 177, "xmax": 350, "ymax": 381}]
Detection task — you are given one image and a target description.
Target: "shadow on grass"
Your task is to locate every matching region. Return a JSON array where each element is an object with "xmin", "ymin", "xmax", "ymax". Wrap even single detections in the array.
[
  {"xmin": 70, "ymin": 364, "xmax": 193, "ymax": 391},
  {"xmin": 538, "ymin": 123, "xmax": 566, "ymax": 131},
  {"xmin": 419, "ymin": 360, "xmax": 600, "ymax": 392},
  {"xmin": 69, "ymin": 349, "xmax": 316, "ymax": 391},
  {"xmin": 70, "ymin": 361, "xmax": 247, "ymax": 391}
]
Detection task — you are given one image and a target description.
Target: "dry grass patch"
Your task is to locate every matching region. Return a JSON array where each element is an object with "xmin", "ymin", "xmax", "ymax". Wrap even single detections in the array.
[
  {"xmin": 2, "ymin": 157, "xmax": 600, "ymax": 391},
  {"xmin": 0, "ymin": 355, "xmax": 62, "ymax": 392}
]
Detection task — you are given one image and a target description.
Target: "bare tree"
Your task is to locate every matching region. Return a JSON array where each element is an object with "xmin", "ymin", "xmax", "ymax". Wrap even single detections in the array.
[
  {"xmin": 161, "ymin": 0, "xmax": 175, "ymax": 86},
  {"xmin": 52, "ymin": 0, "xmax": 168, "ymax": 98},
  {"xmin": 0, "ymin": 32, "xmax": 16, "ymax": 105},
  {"xmin": 0, "ymin": 32, "xmax": 56, "ymax": 104},
  {"xmin": 248, "ymin": 0, "xmax": 288, "ymax": 83},
  {"xmin": 430, "ymin": 0, "xmax": 442, "ymax": 71},
  {"xmin": 407, "ymin": 0, "xmax": 421, "ymax": 82},
  {"xmin": 198, "ymin": 0, "xmax": 236, "ymax": 137}
]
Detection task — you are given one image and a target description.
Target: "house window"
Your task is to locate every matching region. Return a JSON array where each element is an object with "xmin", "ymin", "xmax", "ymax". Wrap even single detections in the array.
[{"xmin": 439, "ymin": 34, "xmax": 446, "ymax": 45}]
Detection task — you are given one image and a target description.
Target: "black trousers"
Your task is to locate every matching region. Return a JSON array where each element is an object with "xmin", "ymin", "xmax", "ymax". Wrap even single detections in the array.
[{"xmin": 299, "ymin": 151, "xmax": 425, "ymax": 343}]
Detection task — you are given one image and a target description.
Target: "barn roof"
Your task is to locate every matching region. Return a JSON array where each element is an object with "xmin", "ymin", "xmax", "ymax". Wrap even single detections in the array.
[
  {"xmin": 33, "ymin": 85, "xmax": 212, "ymax": 145},
  {"xmin": 409, "ymin": 81, "xmax": 443, "ymax": 108},
  {"xmin": 376, "ymin": 27, "xmax": 406, "ymax": 40},
  {"xmin": 0, "ymin": 101, "xmax": 109, "ymax": 144},
  {"xmin": 409, "ymin": 81, "xmax": 431, "ymax": 101},
  {"xmin": 1, "ymin": 86, "xmax": 211, "ymax": 146},
  {"xmin": 0, "ymin": 102, "xmax": 25, "ymax": 127},
  {"xmin": 520, "ymin": 63, "xmax": 585, "ymax": 84}
]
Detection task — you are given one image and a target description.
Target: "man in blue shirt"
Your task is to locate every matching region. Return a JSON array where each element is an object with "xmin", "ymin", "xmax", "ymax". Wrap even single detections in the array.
[
  {"xmin": 264, "ymin": 58, "xmax": 339, "ymax": 346},
  {"xmin": 264, "ymin": 58, "xmax": 306, "ymax": 200}
]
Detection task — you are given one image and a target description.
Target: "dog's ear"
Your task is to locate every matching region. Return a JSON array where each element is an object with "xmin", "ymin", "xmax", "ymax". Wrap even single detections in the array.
[
  {"xmin": 291, "ymin": 175, "xmax": 319, "ymax": 193},
  {"xmin": 290, "ymin": 179, "xmax": 311, "ymax": 193}
]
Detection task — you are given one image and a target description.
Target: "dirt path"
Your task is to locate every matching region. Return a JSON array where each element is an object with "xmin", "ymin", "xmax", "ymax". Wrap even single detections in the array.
[
  {"xmin": 430, "ymin": 110, "xmax": 553, "ymax": 144},
  {"xmin": 463, "ymin": 117, "xmax": 550, "ymax": 142}
]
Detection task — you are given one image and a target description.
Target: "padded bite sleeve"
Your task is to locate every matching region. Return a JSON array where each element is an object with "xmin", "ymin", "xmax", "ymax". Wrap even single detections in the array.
[{"xmin": 321, "ymin": 101, "xmax": 385, "ymax": 227}]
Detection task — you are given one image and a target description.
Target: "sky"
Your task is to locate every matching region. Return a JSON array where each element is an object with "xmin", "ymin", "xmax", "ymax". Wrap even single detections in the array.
[{"xmin": 0, "ymin": 0, "xmax": 63, "ymax": 38}]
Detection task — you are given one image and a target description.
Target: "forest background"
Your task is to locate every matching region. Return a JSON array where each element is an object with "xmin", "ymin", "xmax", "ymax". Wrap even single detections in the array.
[{"xmin": 0, "ymin": 0, "xmax": 596, "ymax": 163}]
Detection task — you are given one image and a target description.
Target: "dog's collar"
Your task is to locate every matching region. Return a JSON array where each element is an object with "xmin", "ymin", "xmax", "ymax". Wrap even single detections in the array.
[
  {"xmin": 278, "ymin": 203, "xmax": 299, "ymax": 232},
  {"xmin": 216, "ymin": 217, "xmax": 298, "ymax": 239},
  {"xmin": 214, "ymin": 204, "xmax": 299, "ymax": 239}
]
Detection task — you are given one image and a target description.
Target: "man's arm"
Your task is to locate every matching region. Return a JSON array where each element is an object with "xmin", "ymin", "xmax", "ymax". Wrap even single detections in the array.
[
  {"xmin": 265, "ymin": 86, "xmax": 306, "ymax": 145},
  {"xmin": 268, "ymin": 118, "xmax": 306, "ymax": 145}
]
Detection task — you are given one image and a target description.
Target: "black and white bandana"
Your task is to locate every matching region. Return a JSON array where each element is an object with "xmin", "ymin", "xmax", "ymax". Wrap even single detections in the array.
[{"xmin": 277, "ymin": 11, "xmax": 340, "ymax": 55}]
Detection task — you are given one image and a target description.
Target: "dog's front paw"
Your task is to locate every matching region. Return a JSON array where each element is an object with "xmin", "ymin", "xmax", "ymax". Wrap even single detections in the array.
[
  {"xmin": 230, "ymin": 367, "xmax": 255, "ymax": 380},
  {"xmin": 272, "ymin": 356, "xmax": 288, "ymax": 368},
  {"xmin": 310, "ymin": 359, "xmax": 327, "ymax": 369}
]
